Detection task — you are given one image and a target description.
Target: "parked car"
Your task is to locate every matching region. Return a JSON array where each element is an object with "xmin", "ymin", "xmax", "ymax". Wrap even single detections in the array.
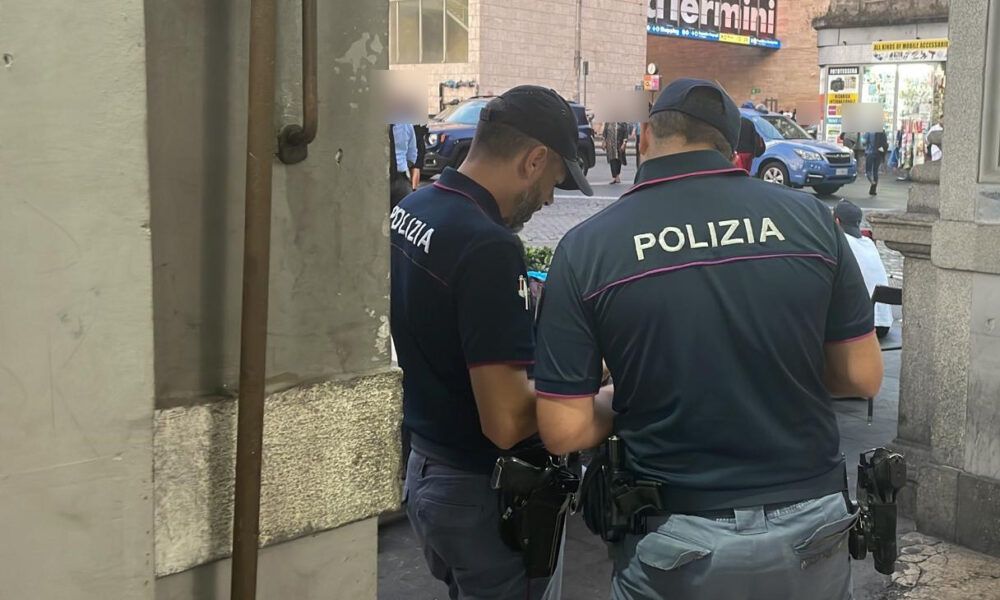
[
  {"xmin": 741, "ymin": 107, "xmax": 857, "ymax": 196},
  {"xmin": 421, "ymin": 96, "xmax": 596, "ymax": 179}
]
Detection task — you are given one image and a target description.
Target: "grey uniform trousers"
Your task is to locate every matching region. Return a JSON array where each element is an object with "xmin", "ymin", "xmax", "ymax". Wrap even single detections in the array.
[
  {"xmin": 404, "ymin": 449, "xmax": 564, "ymax": 600},
  {"xmin": 611, "ymin": 491, "xmax": 858, "ymax": 600}
]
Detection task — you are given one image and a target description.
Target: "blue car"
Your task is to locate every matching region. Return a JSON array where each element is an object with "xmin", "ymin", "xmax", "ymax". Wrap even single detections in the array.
[
  {"xmin": 741, "ymin": 108, "xmax": 857, "ymax": 196},
  {"xmin": 421, "ymin": 96, "xmax": 597, "ymax": 179}
]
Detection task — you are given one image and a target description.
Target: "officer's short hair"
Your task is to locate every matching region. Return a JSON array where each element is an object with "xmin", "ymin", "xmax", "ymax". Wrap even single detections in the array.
[
  {"xmin": 468, "ymin": 121, "xmax": 542, "ymax": 161},
  {"xmin": 648, "ymin": 89, "xmax": 734, "ymax": 156}
]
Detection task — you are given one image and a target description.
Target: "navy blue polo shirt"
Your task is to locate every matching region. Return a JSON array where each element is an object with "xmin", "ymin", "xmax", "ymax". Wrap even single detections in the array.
[
  {"xmin": 391, "ymin": 168, "xmax": 536, "ymax": 473},
  {"xmin": 534, "ymin": 150, "xmax": 874, "ymax": 511}
]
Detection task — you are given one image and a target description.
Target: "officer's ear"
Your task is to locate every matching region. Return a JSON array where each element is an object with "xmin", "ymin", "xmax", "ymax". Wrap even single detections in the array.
[
  {"xmin": 639, "ymin": 122, "xmax": 653, "ymax": 157},
  {"xmin": 518, "ymin": 144, "xmax": 550, "ymax": 181}
]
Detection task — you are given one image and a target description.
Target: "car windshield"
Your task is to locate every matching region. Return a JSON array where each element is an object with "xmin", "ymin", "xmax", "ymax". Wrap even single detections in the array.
[
  {"xmin": 436, "ymin": 100, "xmax": 488, "ymax": 124},
  {"xmin": 761, "ymin": 115, "xmax": 812, "ymax": 140},
  {"xmin": 747, "ymin": 115, "xmax": 784, "ymax": 141}
]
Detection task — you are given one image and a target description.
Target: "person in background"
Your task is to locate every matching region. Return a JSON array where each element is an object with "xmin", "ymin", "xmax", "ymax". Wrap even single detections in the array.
[
  {"xmin": 390, "ymin": 122, "xmax": 418, "ymax": 208},
  {"xmin": 733, "ymin": 116, "xmax": 764, "ymax": 172},
  {"xmin": 634, "ymin": 120, "xmax": 643, "ymax": 168},
  {"xmin": 864, "ymin": 128, "xmax": 889, "ymax": 196},
  {"xmin": 927, "ymin": 114, "xmax": 943, "ymax": 162},
  {"xmin": 835, "ymin": 200, "xmax": 894, "ymax": 338},
  {"xmin": 603, "ymin": 121, "xmax": 628, "ymax": 184},
  {"xmin": 413, "ymin": 123, "xmax": 429, "ymax": 188}
]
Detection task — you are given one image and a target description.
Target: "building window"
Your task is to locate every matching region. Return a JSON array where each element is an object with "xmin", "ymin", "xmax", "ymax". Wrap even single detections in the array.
[{"xmin": 390, "ymin": 0, "xmax": 469, "ymax": 65}]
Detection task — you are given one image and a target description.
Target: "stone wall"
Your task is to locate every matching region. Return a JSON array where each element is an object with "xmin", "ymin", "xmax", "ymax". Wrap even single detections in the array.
[
  {"xmin": 0, "ymin": 3, "xmax": 156, "ymax": 599},
  {"xmin": 814, "ymin": 0, "xmax": 949, "ymax": 29},
  {"xmin": 869, "ymin": 0, "xmax": 1000, "ymax": 558},
  {"xmin": 649, "ymin": 0, "xmax": 830, "ymax": 111}
]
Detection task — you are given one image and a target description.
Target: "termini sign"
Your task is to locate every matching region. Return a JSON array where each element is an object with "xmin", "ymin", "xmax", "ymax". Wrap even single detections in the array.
[{"xmin": 647, "ymin": 0, "xmax": 781, "ymax": 49}]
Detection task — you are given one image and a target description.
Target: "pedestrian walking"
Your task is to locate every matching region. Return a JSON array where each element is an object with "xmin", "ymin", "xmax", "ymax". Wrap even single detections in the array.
[
  {"xmin": 391, "ymin": 85, "xmax": 592, "ymax": 600},
  {"xmin": 864, "ymin": 128, "xmax": 889, "ymax": 196},
  {"xmin": 603, "ymin": 121, "xmax": 628, "ymax": 184},
  {"xmin": 533, "ymin": 78, "xmax": 883, "ymax": 600}
]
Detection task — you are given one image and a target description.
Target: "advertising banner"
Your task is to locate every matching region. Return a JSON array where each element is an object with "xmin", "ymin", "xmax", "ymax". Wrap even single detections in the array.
[
  {"xmin": 647, "ymin": 0, "xmax": 781, "ymax": 49},
  {"xmin": 825, "ymin": 66, "xmax": 859, "ymax": 142},
  {"xmin": 872, "ymin": 39, "xmax": 948, "ymax": 63}
]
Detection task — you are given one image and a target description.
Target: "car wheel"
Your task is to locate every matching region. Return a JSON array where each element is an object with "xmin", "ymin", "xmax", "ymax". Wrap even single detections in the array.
[
  {"xmin": 812, "ymin": 184, "xmax": 842, "ymax": 196},
  {"xmin": 578, "ymin": 155, "xmax": 589, "ymax": 176},
  {"xmin": 759, "ymin": 161, "xmax": 790, "ymax": 187}
]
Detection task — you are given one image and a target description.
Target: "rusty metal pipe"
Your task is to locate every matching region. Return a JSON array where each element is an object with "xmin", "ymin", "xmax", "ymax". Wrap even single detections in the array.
[
  {"xmin": 278, "ymin": 0, "xmax": 318, "ymax": 164},
  {"xmin": 231, "ymin": 0, "xmax": 277, "ymax": 597}
]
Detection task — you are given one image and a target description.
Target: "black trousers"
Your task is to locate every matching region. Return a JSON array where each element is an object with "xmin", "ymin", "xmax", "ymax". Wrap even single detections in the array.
[
  {"xmin": 610, "ymin": 159, "xmax": 622, "ymax": 178},
  {"xmin": 390, "ymin": 172, "xmax": 412, "ymax": 208}
]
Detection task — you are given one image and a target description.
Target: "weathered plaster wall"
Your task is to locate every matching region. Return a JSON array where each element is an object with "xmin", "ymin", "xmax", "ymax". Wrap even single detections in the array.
[
  {"xmin": 146, "ymin": 0, "xmax": 392, "ymax": 408},
  {"xmin": 0, "ymin": 3, "xmax": 155, "ymax": 599},
  {"xmin": 144, "ymin": 0, "xmax": 399, "ymax": 589}
]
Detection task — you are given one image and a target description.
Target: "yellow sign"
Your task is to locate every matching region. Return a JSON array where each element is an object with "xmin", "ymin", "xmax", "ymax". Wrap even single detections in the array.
[
  {"xmin": 873, "ymin": 39, "xmax": 948, "ymax": 52},
  {"xmin": 872, "ymin": 38, "xmax": 948, "ymax": 62},
  {"xmin": 719, "ymin": 33, "xmax": 750, "ymax": 46},
  {"xmin": 827, "ymin": 93, "xmax": 858, "ymax": 106}
]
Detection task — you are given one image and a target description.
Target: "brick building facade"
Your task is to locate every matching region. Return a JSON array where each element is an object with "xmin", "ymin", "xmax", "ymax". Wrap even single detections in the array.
[
  {"xmin": 647, "ymin": 1, "xmax": 831, "ymax": 116},
  {"xmin": 391, "ymin": 0, "xmax": 647, "ymax": 116}
]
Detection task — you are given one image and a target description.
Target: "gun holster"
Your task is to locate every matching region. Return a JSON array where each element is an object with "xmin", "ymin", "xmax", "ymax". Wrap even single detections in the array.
[
  {"xmin": 491, "ymin": 454, "xmax": 580, "ymax": 578},
  {"xmin": 581, "ymin": 436, "xmax": 664, "ymax": 543},
  {"xmin": 848, "ymin": 447, "xmax": 907, "ymax": 575}
]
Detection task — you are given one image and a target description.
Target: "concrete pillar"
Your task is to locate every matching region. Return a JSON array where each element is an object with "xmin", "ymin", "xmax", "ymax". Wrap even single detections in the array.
[
  {"xmin": 0, "ymin": 1, "xmax": 398, "ymax": 597},
  {"xmin": 0, "ymin": 3, "xmax": 156, "ymax": 598},
  {"xmin": 869, "ymin": 0, "xmax": 1000, "ymax": 557}
]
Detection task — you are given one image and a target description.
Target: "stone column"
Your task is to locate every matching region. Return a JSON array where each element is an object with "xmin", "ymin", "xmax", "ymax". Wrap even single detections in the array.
[{"xmin": 869, "ymin": 0, "xmax": 1000, "ymax": 557}]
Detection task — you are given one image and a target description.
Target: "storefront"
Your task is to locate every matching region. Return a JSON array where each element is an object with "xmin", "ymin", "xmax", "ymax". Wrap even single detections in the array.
[{"xmin": 818, "ymin": 27, "xmax": 948, "ymax": 171}]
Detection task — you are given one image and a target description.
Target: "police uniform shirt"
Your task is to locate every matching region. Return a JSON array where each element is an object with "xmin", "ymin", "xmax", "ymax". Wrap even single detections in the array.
[
  {"xmin": 534, "ymin": 150, "xmax": 875, "ymax": 511},
  {"xmin": 391, "ymin": 168, "xmax": 535, "ymax": 473}
]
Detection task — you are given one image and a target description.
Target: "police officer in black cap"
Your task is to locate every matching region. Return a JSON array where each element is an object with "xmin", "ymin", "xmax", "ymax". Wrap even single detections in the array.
[
  {"xmin": 533, "ymin": 78, "xmax": 884, "ymax": 599},
  {"xmin": 391, "ymin": 85, "xmax": 592, "ymax": 599}
]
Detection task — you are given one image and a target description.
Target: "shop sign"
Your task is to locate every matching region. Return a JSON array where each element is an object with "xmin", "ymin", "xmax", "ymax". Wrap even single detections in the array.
[
  {"xmin": 825, "ymin": 66, "xmax": 859, "ymax": 142},
  {"xmin": 643, "ymin": 75, "xmax": 661, "ymax": 92},
  {"xmin": 872, "ymin": 38, "xmax": 948, "ymax": 63},
  {"xmin": 647, "ymin": 0, "xmax": 782, "ymax": 50}
]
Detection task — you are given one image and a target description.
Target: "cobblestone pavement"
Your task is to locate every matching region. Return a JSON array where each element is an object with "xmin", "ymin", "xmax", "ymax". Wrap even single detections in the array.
[
  {"xmin": 519, "ymin": 161, "xmax": 907, "ymax": 282},
  {"xmin": 882, "ymin": 532, "xmax": 1000, "ymax": 600}
]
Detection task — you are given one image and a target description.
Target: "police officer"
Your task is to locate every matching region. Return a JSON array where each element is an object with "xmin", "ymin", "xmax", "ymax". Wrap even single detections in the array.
[
  {"xmin": 533, "ymin": 79, "xmax": 884, "ymax": 600},
  {"xmin": 391, "ymin": 85, "xmax": 593, "ymax": 599}
]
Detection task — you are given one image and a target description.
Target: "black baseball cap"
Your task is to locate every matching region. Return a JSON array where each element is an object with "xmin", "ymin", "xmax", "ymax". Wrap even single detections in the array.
[
  {"xmin": 650, "ymin": 78, "xmax": 742, "ymax": 150},
  {"xmin": 834, "ymin": 200, "xmax": 864, "ymax": 238},
  {"xmin": 480, "ymin": 86, "xmax": 593, "ymax": 196}
]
